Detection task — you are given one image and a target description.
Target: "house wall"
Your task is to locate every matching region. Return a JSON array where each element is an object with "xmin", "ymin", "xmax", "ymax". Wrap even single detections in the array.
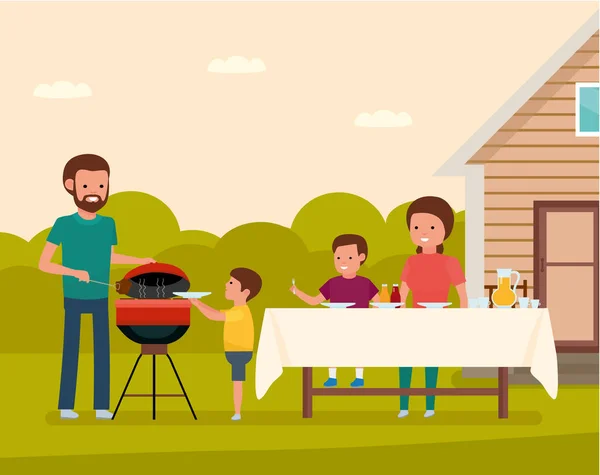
[
  {"xmin": 468, "ymin": 32, "xmax": 599, "ymax": 291},
  {"xmin": 465, "ymin": 165, "xmax": 485, "ymax": 298}
]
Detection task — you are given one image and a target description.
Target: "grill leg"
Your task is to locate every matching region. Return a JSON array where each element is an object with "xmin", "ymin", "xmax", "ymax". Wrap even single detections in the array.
[
  {"xmin": 112, "ymin": 353, "xmax": 143, "ymax": 420},
  {"xmin": 166, "ymin": 354, "xmax": 197, "ymax": 420},
  {"xmin": 152, "ymin": 354, "xmax": 157, "ymax": 420}
]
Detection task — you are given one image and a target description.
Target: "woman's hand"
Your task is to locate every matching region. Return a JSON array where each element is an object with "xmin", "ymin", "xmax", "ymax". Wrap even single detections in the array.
[{"xmin": 289, "ymin": 285, "xmax": 297, "ymax": 294}]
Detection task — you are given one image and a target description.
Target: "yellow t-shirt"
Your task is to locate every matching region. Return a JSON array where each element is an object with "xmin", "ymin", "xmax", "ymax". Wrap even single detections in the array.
[{"xmin": 223, "ymin": 305, "xmax": 254, "ymax": 352}]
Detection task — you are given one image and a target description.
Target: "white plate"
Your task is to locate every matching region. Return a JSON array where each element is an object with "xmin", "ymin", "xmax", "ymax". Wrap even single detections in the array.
[
  {"xmin": 321, "ymin": 302, "xmax": 356, "ymax": 308},
  {"xmin": 173, "ymin": 292, "xmax": 212, "ymax": 299},
  {"xmin": 417, "ymin": 302, "xmax": 452, "ymax": 308},
  {"xmin": 370, "ymin": 302, "xmax": 404, "ymax": 308}
]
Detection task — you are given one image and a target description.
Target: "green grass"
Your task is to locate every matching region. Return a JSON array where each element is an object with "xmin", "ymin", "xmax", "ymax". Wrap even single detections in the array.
[
  {"xmin": 1, "ymin": 353, "xmax": 597, "ymax": 472},
  {"xmin": 1, "ymin": 434, "xmax": 598, "ymax": 474}
]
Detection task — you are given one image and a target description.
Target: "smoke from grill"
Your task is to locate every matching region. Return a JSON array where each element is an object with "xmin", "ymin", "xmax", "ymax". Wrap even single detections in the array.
[{"xmin": 116, "ymin": 267, "xmax": 190, "ymax": 299}]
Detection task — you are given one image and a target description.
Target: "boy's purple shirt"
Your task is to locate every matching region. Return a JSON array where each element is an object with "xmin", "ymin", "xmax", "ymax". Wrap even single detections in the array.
[{"xmin": 319, "ymin": 275, "xmax": 379, "ymax": 308}]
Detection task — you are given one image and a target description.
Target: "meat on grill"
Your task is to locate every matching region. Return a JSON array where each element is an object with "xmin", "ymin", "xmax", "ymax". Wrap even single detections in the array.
[
  {"xmin": 116, "ymin": 274, "xmax": 189, "ymax": 299},
  {"xmin": 115, "ymin": 263, "xmax": 191, "ymax": 299}
]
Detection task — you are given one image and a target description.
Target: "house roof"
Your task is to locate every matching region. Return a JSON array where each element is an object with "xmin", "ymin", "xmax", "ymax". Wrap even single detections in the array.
[{"xmin": 434, "ymin": 9, "xmax": 600, "ymax": 177}]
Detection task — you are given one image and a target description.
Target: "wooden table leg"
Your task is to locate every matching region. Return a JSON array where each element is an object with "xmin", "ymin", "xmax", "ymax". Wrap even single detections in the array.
[
  {"xmin": 302, "ymin": 367, "xmax": 313, "ymax": 418},
  {"xmin": 498, "ymin": 367, "xmax": 509, "ymax": 419}
]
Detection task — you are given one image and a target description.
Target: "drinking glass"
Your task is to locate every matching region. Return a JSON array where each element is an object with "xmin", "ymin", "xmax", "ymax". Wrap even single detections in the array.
[
  {"xmin": 531, "ymin": 299, "xmax": 540, "ymax": 309},
  {"xmin": 469, "ymin": 299, "xmax": 479, "ymax": 308},
  {"xmin": 518, "ymin": 297, "xmax": 529, "ymax": 309},
  {"xmin": 478, "ymin": 297, "xmax": 490, "ymax": 309}
]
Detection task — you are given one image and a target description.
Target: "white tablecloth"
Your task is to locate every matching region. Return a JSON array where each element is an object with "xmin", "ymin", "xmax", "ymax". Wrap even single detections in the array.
[{"xmin": 255, "ymin": 308, "xmax": 558, "ymax": 399}]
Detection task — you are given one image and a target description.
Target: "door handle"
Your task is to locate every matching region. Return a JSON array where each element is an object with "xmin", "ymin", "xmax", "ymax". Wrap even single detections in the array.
[{"xmin": 540, "ymin": 258, "xmax": 545, "ymax": 273}]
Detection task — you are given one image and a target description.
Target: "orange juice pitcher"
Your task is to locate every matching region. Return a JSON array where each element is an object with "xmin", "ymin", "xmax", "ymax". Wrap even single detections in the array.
[{"xmin": 491, "ymin": 268, "xmax": 521, "ymax": 308}]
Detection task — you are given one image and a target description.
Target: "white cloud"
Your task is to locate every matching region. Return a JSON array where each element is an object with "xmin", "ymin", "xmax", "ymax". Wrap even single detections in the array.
[
  {"xmin": 354, "ymin": 110, "xmax": 413, "ymax": 128},
  {"xmin": 207, "ymin": 56, "xmax": 266, "ymax": 74},
  {"xmin": 33, "ymin": 81, "xmax": 92, "ymax": 99}
]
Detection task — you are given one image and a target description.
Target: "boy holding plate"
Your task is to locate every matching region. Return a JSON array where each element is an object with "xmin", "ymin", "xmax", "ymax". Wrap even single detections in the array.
[{"xmin": 191, "ymin": 267, "xmax": 262, "ymax": 421}]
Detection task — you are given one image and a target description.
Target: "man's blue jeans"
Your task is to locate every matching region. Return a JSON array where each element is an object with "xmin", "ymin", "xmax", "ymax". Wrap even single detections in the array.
[{"xmin": 58, "ymin": 298, "xmax": 110, "ymax": 410}]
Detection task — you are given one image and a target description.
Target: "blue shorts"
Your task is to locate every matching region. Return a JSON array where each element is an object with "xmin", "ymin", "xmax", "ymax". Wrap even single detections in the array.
[{"xmin": 225, "ymin": 351, "xmax": 253, "ymax": 381}]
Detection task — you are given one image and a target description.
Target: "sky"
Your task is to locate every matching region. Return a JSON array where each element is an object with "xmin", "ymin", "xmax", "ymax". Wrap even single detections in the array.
[{"xmin": 0, "ymin": 1, "xmax": 597, "ymax": 240}]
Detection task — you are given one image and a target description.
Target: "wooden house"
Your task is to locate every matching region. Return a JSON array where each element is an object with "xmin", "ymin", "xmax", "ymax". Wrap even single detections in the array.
[{"xmin": 437, "ymin": 12, "xmax": 599, "ymax": 383}]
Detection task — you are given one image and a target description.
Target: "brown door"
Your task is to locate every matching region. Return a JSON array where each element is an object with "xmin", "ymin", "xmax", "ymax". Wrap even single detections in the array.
[{"xmin": 534, "ymin": 201, "xmax": 599, "ymax": 352}]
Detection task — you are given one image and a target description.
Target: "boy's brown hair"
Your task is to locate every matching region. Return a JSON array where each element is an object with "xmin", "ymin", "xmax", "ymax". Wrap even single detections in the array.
[
  {"xmin": 230, "ymin": 267, "xmax": 262, "ymax": 301},
  {"xmin": 331, "ymin": 234, "xmax": 369, "ymax": 265}
]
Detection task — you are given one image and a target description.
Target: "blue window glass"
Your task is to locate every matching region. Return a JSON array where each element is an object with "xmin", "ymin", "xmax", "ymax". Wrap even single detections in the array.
[{"xmin": 576, "ymin": 83, "xmax": 599, "ymax": 136}]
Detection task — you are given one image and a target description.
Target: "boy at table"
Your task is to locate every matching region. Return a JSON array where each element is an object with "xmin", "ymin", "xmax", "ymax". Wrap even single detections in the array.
[
  {"xmin": 190, "ymin": 267, "xmax": 262, "ymax": 421},
  {"xmin": 290, "ymin": 234, "xmax": 380, "ymax": 388}
]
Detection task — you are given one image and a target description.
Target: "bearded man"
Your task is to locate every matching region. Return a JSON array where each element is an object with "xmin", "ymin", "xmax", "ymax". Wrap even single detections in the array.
[{"xmin": 39, "ymin": 154, "xmax": 155, "ymax": 420}]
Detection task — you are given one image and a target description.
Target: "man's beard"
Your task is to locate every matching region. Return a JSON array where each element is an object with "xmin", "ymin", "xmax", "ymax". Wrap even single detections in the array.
[{"xmin": 74, "ymin": 191, "xmax": 108, "ymax": 213}]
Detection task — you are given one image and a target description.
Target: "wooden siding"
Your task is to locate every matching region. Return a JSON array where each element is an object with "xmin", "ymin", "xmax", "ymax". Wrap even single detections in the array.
[
  {"xmin": 485, "ymin": 193, "xmax": 599, "ymax": 208},
  {"xmin": 485, "ymin": 131, "xmax": 598, "ymax": 146},
  {"xmin": 470, "ymin": 147, "xmax": 598, "ymax": 163},
  {"xmin": 468, "ymin": 31, "xmax": 600, "ymax": 289},
  {"xmin": 484, "ymin": 162, "xmax": 599, "ymax": 176},
  {"xmin": 485, "ymin": 178, "xmax": 599, "ymax": 193}
]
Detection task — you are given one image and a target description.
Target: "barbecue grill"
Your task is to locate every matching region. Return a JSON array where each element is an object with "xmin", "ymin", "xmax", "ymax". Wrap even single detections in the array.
[{"xmin": 111, "ymin": 262, "xmax": 197, "ymax": 421}]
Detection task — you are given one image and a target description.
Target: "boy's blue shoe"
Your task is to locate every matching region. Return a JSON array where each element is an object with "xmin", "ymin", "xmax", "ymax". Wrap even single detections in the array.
[
  {"xmin": 350, "ymin": 378, "xmax": 364, "ymax": 388},
  {"xmin": 323, "ymin": 378, "xmax": 337, "ymax": 387}
]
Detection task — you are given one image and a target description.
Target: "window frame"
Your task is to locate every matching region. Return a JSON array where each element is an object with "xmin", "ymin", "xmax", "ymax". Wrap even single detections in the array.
[{"xmin": 575, "ymin": 82, "xmax": 600, "ymax": 137}]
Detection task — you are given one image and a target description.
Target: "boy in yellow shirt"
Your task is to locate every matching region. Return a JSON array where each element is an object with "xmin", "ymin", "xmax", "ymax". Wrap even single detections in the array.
[{"xmin": 190, "ymin": 267, "xmax": 262, "ymax": 421}]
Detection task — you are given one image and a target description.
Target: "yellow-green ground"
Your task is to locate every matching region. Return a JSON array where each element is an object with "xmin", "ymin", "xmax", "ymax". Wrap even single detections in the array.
[{"xmin": 1, "ymin": 354, "xmax": 598, "ymax": 473}]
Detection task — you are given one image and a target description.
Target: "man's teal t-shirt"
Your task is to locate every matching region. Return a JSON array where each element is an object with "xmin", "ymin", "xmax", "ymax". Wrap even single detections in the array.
[{"xmin": 47, "ymin": 213, "xmax": 117, "ymax": 300}]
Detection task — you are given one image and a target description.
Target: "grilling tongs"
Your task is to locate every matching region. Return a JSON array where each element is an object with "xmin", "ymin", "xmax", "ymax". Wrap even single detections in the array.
[{"xmin": 89, "ymin": 278, "xmax": 133, "ymax": 295}]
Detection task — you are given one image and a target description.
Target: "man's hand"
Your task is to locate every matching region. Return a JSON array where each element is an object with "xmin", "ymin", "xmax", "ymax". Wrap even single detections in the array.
[
  {"xmin": 111, "ymin": 250, "xmax": 156, "ymax": 266},
  {"xmin": 72, "ymin": 270, "xmax": 90, "ymax": 283}
]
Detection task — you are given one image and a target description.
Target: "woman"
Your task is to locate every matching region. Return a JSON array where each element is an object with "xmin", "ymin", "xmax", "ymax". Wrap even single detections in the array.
[{"xmin": 398, "ymin": 196, "xmax": 467, "ymax": 419}]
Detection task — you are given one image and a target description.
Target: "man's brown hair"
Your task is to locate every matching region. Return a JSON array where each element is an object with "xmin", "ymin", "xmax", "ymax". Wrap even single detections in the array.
[
  {"xmin": 406, "ymin": 196, "xmax": 455, "ymax": 254},
  {"xmin": 331, "ymin": 234, "xmax": 369, "ymax": 265},
  {"xmin": 230, "ymin": 267, "xmax": 262, "ymax": 301},
  {"xmin": 63, "ymin": 154, "xmax": 110, "ymax": 195}
]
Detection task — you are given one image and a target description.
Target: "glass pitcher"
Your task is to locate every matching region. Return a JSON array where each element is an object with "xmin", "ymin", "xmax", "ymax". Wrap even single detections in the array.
[{"xmin": 491, "ymin": 268, "xmax": 520, "ymax": 308}]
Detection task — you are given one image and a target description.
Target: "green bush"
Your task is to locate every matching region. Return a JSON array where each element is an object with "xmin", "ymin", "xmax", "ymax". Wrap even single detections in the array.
[
  {"xmin": 291, "ymin": 193, "xmax": 394, "ymax": 266},
  {"xmin": 0, "ymin": 191, "xmax": 465, "ymax": 353},
  {"xmin": 0, "ymin": 233, "xmax": 30, "ymax": 271}
]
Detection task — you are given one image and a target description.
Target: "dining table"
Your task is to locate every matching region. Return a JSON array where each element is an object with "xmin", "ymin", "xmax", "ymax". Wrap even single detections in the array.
[{"xmin": 255, "ymin": 307, "xmax": 558, "ymax": 418}]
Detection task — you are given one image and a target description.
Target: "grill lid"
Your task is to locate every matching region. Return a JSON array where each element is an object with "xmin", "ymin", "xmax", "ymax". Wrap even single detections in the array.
[
  {"xmin": 123, "ymin": 263, "xmax": 189, "ymax": 282},
  {"xmin": 119, "ymin": 262, "xmax": 190, "ymax": 299}
]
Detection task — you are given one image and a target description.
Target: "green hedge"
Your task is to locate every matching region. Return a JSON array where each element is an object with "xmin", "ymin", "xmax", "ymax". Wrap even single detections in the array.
[{"xmin": 0, "ymin": 191, "xmax": 464, "ymax": 353}]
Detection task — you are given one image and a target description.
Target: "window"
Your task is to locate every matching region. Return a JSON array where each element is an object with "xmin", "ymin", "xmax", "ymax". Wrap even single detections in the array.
[{"xmin": 576, "ymin": 83, "xmax": 599, "ymax": 137}]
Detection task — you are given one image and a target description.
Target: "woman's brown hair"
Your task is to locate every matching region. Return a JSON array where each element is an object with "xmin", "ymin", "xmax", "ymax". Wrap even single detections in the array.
[{"xmin": 406, "ymin": 196, "xmax": 454, "ymax": 254}]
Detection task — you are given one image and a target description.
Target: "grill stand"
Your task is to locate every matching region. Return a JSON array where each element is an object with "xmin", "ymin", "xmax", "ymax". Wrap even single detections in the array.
[{"xmin": 111, "ymin": 344, "xmax": 197, "ymax": 420}]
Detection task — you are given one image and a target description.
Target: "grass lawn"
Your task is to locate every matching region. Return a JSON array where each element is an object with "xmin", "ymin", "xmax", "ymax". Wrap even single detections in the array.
[{"xmin": 1, "ymin": 353, "xmax": 598, "ymax": 473}]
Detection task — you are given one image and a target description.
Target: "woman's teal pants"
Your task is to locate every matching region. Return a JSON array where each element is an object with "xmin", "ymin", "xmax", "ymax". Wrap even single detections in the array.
[{"xmin": 399, "ymin": 367, "xmax": 439, "ymax": 411}]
